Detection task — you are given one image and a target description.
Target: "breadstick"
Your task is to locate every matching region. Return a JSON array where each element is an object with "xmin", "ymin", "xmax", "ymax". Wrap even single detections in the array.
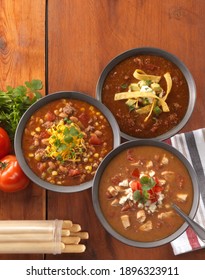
[
  {"xmin": 0, "ymin": 220, "xmax": 55, "ymax": 234},
  {"xmin": 62, "ymin": 244, "xmax": 86, "ymax": 253},
  {"xmin": 62, "ymin": 220, "xmax": 73, "ymax": 229},
  {"xmin": 0, "ymin": 241, "xmax": 64, "ymax": 254},
  {"xmin": 70, "ymin": 231, "xmax": 89, "ymax": 239},
  {"xmin": 61, "ymin": 236, "xmax": 81, "ymax": 244},
  {"xmin": 0, "ymin": 233, "xmax": 54, "ymax": 242},
  {"xmin": 70, "ymin": 224, "xmax": 81, "ymax": 232},
  {"xmin": 61, "ymin": 229, "xmax": 70, "ymax": 236}
]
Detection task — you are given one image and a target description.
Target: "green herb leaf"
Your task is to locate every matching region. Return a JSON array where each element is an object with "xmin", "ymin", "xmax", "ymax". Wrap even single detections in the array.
[
  {"xmin": 121, "ymin": 83, "xmax": 128, "ymax": 89},
  {"xmin": 69, "ymin": 126, "xmax": 79, "ymax": 136},
  {"xmin": 0, "ymin": 79, "xmax": 43, "ymax": 141},
  {"xmin": 140, "ymin": 176, "xmax": 156, "ymax": 188},
  {"xmin": 64, "ymin": 135, "xmax": 73, "ymax": 143},
  {"xmin": 57, "ymin": 143, "xmax": 67, "ymax": 152},
  {"xmin": 25, "ymin": 79, "xmax": 43, "ymax": 91},
  {"xmin": 153, "ymin": 105, "xmax": 162, "ymax": 116},
  {"xmin": 133, "ymin": 190, "xmax": 148, "ymax": 204}
]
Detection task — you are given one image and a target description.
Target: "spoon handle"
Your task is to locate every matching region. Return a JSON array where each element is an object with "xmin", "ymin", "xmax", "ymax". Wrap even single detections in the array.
[{"xmin": 172, "ymin": 204, "xmax": 205, "ymax": 242}]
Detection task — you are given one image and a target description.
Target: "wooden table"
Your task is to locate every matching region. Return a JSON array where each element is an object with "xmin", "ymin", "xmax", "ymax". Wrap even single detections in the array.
[{"xmin": 0, "ymin": 0, "xmax": 205, "ymax": 260}]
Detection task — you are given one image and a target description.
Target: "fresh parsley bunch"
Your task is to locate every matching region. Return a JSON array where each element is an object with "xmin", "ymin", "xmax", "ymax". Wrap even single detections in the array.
[{"xmin": 0, "ymin": 79, "xmax": 43, "ymax": 141}]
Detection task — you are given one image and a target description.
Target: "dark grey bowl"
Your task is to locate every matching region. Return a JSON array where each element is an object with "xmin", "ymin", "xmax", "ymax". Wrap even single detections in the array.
[
  {"xmin": 14, "ymin": 91, "xmax": 121, "ymax": 193},
  {"xmin": 92, "ymin": 140, "xmax": 199, "ymax": 248},
  {"xmin": 96, "ymin": 47, "xmax": 196, "ymax": 141}
]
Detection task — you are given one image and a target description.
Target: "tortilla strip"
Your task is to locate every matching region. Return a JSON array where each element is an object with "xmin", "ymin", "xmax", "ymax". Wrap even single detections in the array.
[
  {"xmin": 163, "ymin": 72, "xmax": 172, "ymax": 101},
  {"xmin": 114, "ymin": 91, "xmax": 169, "ymax": 112},
  {"xmin": 133, "ymin": 69, "xmax": 161, "ymax": 83},
  {"xmin": 135, "ymin": 104, "xmax": 152, "ymax": 114},
  {"xmin": 144, "ymin": 100, "xmax": 156, "ymax": 122}
]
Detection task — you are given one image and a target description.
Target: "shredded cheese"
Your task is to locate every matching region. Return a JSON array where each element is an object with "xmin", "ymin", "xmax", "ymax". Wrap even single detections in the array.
[{"xmin": 45, "ymin": 120, "xmax": 86, "ymax": 162}]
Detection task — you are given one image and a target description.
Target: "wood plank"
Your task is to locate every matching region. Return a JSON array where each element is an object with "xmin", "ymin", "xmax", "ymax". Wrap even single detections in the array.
[
  {"xmin": 46, "ymin": 0, "xmax": 205, "ymax": 260},
  {"xmin": 0, "ymin": 0, "xmax": 46, "ymax": 260}
]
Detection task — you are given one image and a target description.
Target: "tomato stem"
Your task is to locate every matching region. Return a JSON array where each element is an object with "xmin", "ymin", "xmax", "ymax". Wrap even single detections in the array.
[{"xmin": 0, "ymin": 162, "xmax": 8, "ymax": 170}]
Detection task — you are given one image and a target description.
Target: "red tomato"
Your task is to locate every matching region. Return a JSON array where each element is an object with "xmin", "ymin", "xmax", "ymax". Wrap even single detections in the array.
[
  {"xmin": 130, "ymin": 180, "xmax": 141, "ymax": 192},
  {"xmin": 152, "ymin": 185, "xmax": 163, "ymax": 193},
  {"xmin": 131, "ymin": 168, "xmax": 140, "ymax": 178},
  {"xmin": 44, "ymin": 111, "xmax": 56, "ymax": 122},
  {"xmin": 0, "ymin": 127, "xmax": 11, "ymax": 159},
  {"xmin": 89, "ymin": 133, "xmax": 102, "ymax": 145},
  {"xmin": 0, "ymin": 155, "xmax": 30, "ymax": 192}
]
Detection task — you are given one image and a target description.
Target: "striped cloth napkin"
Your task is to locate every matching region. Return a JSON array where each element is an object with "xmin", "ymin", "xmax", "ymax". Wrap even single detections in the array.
[{"xmin": 165, "ymin": 128, "xmax": 205, "ymax": 255}]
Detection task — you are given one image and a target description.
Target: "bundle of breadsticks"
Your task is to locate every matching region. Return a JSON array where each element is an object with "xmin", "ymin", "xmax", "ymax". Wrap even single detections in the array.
[{"xmin": 0, "ymin": 219, "xmax": 89, "ymax": 254}]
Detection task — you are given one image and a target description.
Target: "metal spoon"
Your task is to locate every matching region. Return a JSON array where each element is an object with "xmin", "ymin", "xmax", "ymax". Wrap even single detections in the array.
[{"xmin": 172, "ymin": 203, "xmax": 205, "ymax": 242}]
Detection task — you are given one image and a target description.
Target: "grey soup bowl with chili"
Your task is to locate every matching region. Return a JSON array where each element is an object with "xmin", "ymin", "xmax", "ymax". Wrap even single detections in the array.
[
  {"xmin": 14, "ymin": 91, "xmax": 121, "ymax": 193},
  {"xmin": 96, "ymin": 47, "xmax": 196, "ymax": 141},
  {"xmin": 92, "ymin": 140, "xmax": 199, "ymax": 248}
]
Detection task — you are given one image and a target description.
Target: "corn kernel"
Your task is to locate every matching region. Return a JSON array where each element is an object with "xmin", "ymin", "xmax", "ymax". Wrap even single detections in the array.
[
  {"xmin": 94, "ymin": 153, "xmax": 99, "ymax": 158},
  {"xmin": 28, "ymin": 153, "xmax": 34, "ymax": 157},
  {"xmin": 52, "ymin": 171, "xmax": 58, "ymax": 176},
  {"xmin": 35, "ymin": 127, "xmax": 41, "ymax": 132},
  {"xmin": 85, "ymin": 166, "xmax": 92, "ymax": 173}
]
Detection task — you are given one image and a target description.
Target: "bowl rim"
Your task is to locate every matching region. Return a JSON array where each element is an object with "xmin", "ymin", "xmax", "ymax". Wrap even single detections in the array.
[
  {"xmin": 96, "ymin": 46, "xmax": 196, "ymax": 141},
  {"xmin": 14, "ymin": 91, "xmax": 121, "ymax": 193},
  {"xmin": 92, "ymin": 139, "xmax": 200, "ymax": 248}
]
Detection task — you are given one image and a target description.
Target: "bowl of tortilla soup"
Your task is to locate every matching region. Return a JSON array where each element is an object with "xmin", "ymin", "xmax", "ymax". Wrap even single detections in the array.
[{"xmin": 96, "ymin": 47, "xmax": 196, "ymax": 141}]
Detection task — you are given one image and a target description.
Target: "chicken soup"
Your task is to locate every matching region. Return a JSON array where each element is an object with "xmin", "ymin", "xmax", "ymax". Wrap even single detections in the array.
[{"xmin": 99, "ymin": 146, "xmax": 193, "ymax": 242}]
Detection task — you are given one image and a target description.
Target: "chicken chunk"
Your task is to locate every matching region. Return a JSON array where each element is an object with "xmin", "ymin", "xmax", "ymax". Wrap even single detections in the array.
[
  {"xmin": 111, "ymin": 199, "xmax": 119, "ymax": 206},
  {"xmin": 158, "ymin": 211, "xmax": 173, "ymax": 219},
  {"xmin": 176, "ymin": 193, "xmax": 188, "ymax": 202},
  {"xmin": 107, "ymin": 186, "xmax": 118, "ymax": 197},
  {"xmin": 121, "ymin": 215, "xmax": 130, "ymax": 229},
  {"xmin": 139, "ymin": 220, "xmax": 152, "ymax": 231},
  {"xmin": 160, "ymin": 154, "xmax": 169, "ymax": 166},
  {"xmin": 146, "ymin": 160, "xmax": 153, "ymax": 169},
  {"xmin": 136, "ymin": 209, "xmax": 146, "ymax": 223}
]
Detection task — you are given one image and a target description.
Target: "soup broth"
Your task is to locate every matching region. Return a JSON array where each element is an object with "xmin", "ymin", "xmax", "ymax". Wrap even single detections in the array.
[
  {"xmin": 99, "ymin": 146, "xmax": 193, "ymax": 242},
  {"xmin": 101, "ymin": 55, "xmax": 189, "ymax": 138},
  {"xmin": 22, "ymin": 98, "xmax": 114, "ymax": 186}
]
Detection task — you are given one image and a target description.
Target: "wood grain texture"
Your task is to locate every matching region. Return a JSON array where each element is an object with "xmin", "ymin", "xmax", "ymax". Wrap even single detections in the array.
[
  {"xmin": 46, "ymin": 0, "xmax": 205, "ymax": 260},
  {"xmin": 1, "ymin": 0, "xmax": 205, "ymax": 260},
  {"xmin": 0, "ymin": 0, "xmax": 46, "ymax": 260}
]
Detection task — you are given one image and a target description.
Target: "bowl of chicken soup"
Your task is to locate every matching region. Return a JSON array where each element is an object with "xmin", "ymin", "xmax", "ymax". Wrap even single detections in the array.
[
  {"xmin": 14, "ymin": 91, "xmax": 120, "ymax": 193},
  {"xmin": 96, "ymin": 47, "xmax": 196, "ymax": 141},
  {"xmin": 92, "ymin": 140, "xmax": 199, "ymax": 247}
]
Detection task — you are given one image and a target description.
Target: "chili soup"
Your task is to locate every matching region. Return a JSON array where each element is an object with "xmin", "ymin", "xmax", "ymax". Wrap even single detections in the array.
[{"xmin": 22, "ymin": 98, "xmax": 115, "ymax": 187}]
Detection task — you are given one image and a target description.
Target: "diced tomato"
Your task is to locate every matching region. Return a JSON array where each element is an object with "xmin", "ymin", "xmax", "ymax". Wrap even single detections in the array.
[
  {"xmin": 39, "ymin": 131, "xmax": 50, "ymax": 139},
  {"xmin": 131, "ymin": 168, "xmax": 140, "ymax": 178},
  {"xmin": 130, "ymin": 180, "xmax": 141, "ymax": 192},
  {"xmin": 148, "ymin": 189, "xmax": 157, "ymax": 202},
  {"xmin": 152, "ymin": 185, "xmax": 163, "ymax": 193},
  {"xmin": 89, "ymin": 133, "xmax": 102, "ymax": 145},
  {"xmin": 78, "ymin": 112, "xmax": 89, "ymax": 127},
  {"xmin": 68, "ymin": 169, "xmax": 81, "ymax": 177},
  {"xmin": 45, "ymin": 111, "xmax": 56, "ymax": 122}
]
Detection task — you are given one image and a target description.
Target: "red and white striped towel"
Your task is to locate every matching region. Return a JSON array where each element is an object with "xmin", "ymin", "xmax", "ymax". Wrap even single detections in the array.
[{"xmin": 165, "ymin": 128, "xmax": 205, "ymax": 255}]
